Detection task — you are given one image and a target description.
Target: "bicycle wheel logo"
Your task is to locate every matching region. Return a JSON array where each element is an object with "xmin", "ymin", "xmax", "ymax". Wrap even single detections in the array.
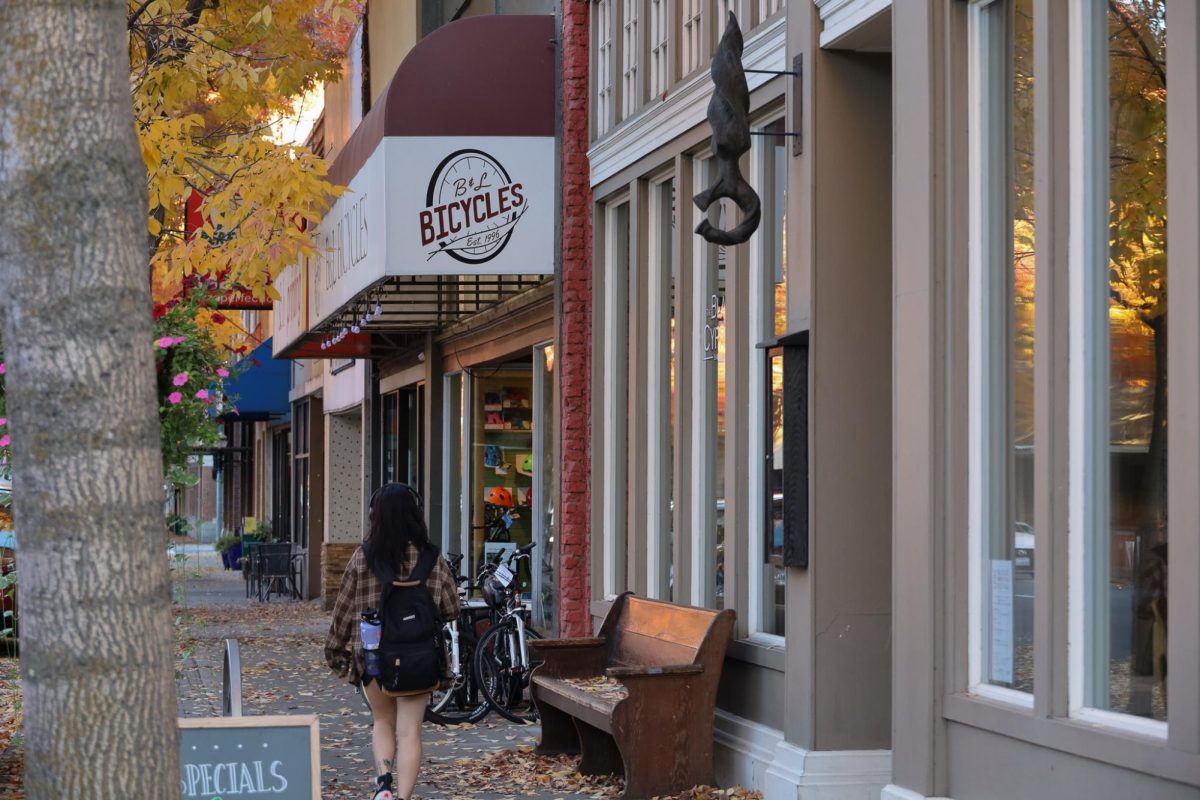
[{"xmin": 419, "ymin": 149, "xmax": 528, "ymax": 265}]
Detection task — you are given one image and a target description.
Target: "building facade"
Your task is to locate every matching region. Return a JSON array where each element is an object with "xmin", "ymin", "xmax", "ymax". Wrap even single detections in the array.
[
  {"xmin": 586, "ymin": 0, "xmax": 1198, "ymax": 798},
  {"xmin": 270, "ymin": 2, "xmax": 585, "ymax": 625}
]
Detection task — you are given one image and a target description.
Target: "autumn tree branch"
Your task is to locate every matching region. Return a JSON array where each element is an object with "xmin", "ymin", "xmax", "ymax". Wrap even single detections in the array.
[{"xmin": 1108, "ymin": 0, "xmax": 1166, "ymax": 89}]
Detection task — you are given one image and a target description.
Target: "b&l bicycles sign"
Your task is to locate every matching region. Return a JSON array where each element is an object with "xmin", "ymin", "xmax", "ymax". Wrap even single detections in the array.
[{"xmin": 420, "ymin": 148, "xmax": 529, "ymax": 265}]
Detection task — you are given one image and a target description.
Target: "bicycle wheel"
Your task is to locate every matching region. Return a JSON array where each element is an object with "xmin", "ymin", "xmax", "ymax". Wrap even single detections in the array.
[
  {"xmin": 426, "ymin": 631, "xmax": 490, "ymax": 725},
  {"xmin": 473, "ymin": 619, "xmax": 543, "ymax": 724}
]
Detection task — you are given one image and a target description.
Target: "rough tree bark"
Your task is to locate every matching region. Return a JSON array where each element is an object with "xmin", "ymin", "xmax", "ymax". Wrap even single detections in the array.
[{"xmin": 0, "ymin": 2, "xmax": 180, "ymax": 797}]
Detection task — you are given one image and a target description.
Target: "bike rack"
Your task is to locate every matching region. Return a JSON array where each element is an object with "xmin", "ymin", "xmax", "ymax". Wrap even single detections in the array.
[{"xmin": 222, "ymin": 638, "xmax": 242, "ymax": 717}]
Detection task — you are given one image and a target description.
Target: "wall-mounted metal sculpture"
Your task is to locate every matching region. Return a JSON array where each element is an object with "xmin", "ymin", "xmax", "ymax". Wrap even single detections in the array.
[{"xmin": 693, "ymin": 12, "xmax": 761, "ymax": 246}]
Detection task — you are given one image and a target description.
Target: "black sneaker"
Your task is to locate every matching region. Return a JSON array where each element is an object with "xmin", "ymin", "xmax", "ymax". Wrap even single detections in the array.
[{"xmin": 372, "ymin": 774, "xmax": 394, "ymax": 800}]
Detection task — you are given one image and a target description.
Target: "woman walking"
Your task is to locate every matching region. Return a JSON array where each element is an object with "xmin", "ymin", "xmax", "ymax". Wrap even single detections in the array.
[{"xmin": 325, "ymin": 483, "xmax": 460, "ymax": 800}]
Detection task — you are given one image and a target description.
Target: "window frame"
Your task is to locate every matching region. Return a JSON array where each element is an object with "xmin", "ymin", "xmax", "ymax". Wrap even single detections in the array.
[
  {"xmin": 746, "ymin": 109, "xmax": 787, "ymax": 643},
  {"xmin": 965, "ymin": 0, "xmax": 1036, "ymax": 708},
  {"xmin": 645, "ymin": 172, "xmax": 677, "ymax": 600},
  {"xmin": 593, "ymin": 0, "xmax": 616, "ymax": 138},
  {"xmin": 1067, "ymin": 0, "xmax": 1169, "ymax": 737},
  {"xmin": 943, "ymin": 0, "xmax": 1200, "ymax": 781},
  {"xmin": 594, "ymin": 195, "xmax": 632, "ymax": 600}
]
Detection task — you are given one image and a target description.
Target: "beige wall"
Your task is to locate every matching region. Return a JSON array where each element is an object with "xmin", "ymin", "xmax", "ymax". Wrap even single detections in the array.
[
  {"xmin": 810, "ymin": 46, "xmax": 893, "ymax": 753},
  {"xmin": 324, "ymin": 408, "xmax": 364, "ymax": 545},
  {"xmin": 946, "ymin": 724, "xmax": 1200, "ymax": 800},
  {"xmin": 367, "ymin": 2, "xmax": 420, "ymax": 107}
]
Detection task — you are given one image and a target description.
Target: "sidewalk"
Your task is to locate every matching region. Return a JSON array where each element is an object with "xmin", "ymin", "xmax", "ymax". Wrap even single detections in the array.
[{"xmin": 174, "ymin": 562, "xmax": 623, "ymax": 800}]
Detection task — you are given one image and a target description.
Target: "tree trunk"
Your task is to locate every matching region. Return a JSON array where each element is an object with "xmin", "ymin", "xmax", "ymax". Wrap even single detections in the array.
[{"xmin": 0, "ymin": 3, "xmax": 180, "ymax": 798}]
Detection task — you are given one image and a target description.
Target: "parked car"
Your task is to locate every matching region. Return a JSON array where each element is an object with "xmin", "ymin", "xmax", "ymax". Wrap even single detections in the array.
[{"xmin": 1014, "ymin": 521, "xmax": 1034, "ymax": 576}]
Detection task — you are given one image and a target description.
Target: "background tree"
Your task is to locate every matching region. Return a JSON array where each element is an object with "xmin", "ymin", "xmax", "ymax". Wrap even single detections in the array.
[
  {"xmin": 130, "ymin": 0, "xmax": 357, "ymax": 312},
  {"xmin": 0, "ymin": 2, "xmax": 183, "ymax": 796},
  {"xmin": 132, "ymin": 0, "xmax": 357, "ymax": 507}
]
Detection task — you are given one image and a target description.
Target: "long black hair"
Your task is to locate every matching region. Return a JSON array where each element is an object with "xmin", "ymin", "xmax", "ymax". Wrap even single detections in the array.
[{"xmin": 364, "ymin": 482, "xmax": 432, "ymax": 577}]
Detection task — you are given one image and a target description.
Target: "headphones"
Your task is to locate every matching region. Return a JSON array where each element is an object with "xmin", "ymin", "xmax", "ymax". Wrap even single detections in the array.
[{"xmin": 368, "ymin": 482, "xmax": 423, "ymax": 511}]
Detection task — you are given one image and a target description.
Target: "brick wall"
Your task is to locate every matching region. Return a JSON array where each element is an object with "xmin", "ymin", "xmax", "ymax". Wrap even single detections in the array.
[
  {"xmin": 321, "ymin": 542, "xmax": 359, "ymax": 611},
  {"xmin": 557, "ymin": 0, "xmax": 592, "ymax": 638}
]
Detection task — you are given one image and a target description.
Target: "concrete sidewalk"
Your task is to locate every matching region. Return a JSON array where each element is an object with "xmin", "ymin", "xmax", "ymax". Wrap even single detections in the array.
[{"xmin": 174, "ymin": 565, "xmax": 620, "ymax": 800}]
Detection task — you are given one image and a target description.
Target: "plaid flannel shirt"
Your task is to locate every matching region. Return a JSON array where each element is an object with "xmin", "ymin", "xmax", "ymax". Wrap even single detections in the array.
[{"xmin": 324, "ymin": 544, "xmax": 460, "ymax": 685}]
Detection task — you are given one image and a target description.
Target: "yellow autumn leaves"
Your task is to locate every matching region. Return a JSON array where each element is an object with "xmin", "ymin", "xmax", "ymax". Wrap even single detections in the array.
[{"xmin": 129, "ymin": 0, "xmax": 360, "ymax": 329}]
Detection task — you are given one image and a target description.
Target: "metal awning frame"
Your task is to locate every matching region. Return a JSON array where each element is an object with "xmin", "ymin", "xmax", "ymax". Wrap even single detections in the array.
[{"xmin": 280, "ymin": 273, "xmax": 551, "ymax": 359}]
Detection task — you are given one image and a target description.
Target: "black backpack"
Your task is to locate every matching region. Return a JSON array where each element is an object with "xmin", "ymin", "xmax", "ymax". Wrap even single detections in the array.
[{"xmin": 372, "ymin": 546, "xmax": 444, "ymax": 695}]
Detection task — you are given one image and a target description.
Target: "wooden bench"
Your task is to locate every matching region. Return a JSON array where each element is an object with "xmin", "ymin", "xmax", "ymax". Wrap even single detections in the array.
[{"xmin": 528, "ymin": 592, "xmax": 735, "ymax": 799}]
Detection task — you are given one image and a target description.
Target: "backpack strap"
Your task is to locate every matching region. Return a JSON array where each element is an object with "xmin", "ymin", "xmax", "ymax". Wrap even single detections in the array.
[{"xmin": 405, "ymin": 546, "xmax": 440, "ymax": 584}]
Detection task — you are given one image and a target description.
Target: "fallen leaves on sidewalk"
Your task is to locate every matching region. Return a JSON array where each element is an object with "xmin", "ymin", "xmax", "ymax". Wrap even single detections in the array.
[
  {"xmin": 425, "ymin": 745, "xmax": 624, "ymax": 798},
  {"xmin": 0, "ymin": 658, "xmax": 24, "ymax": 799},
  {"xmin": 420, "ymin": 745, "xmax": 763, "ymax": 800},
  {"xmin": 651, "ymin": 787, "xmax": 764, "ymax": 800}
]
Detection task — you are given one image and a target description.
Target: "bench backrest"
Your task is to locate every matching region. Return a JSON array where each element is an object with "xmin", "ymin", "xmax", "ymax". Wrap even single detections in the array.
[{"xmin": 600, "ymin": 593, "xmax": 733, "ymax": 669}]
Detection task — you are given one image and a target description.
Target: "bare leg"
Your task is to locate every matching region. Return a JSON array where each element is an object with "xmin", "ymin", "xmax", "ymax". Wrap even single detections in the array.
[
  {"xmin": 392, "ymin": 693, "xmax": 429, "ymax": 799},
  {"xmin": 364, "ymin": 681, "xmax": 399, "ymax": 782}
]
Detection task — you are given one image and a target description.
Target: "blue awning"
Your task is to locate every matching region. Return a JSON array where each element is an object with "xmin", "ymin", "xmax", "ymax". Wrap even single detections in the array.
[{"xmin": 220, "ymin": 338, "xmax": 290, "ymax": 420}]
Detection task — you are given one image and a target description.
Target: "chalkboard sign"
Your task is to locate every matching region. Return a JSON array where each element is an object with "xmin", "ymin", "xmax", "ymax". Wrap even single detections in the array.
[{"xmin": 179, "ymin": 715, "xmax": 319, "ymax": 800}]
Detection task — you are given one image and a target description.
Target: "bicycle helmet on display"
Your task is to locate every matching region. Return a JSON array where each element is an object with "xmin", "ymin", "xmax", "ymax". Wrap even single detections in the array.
[
  {"xmin": 480, "ymin": 573, "xmax": 506, "ymax": 609},
  {"xmin": 486, "ymin": 486, "xmax": 514, "ymax": 507},
  {"xmin": 521, "ymin": 454, "xmax": 533, "ymax": 473}
]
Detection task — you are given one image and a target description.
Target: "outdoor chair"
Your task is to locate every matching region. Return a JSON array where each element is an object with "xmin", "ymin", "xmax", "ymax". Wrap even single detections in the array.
[
  {"xmin": 255, "ymin": 542, "xmax": 299, "ymax": 601},
  {"xmin": 241, "ymin": 539, "xmax": 265, "ymax": 599}
]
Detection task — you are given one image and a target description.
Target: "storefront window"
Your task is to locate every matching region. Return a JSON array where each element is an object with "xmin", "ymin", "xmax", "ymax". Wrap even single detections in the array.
[
  {"xmin": 443, "ymin": 373, "xmax": 465, "ymax": 555},
  {"xmin": 271, "ymin": 428, "xmax": 291, "ymax": 542},
  {"xmin": 292, "ymin": 399, "xmax": 310, "ymax": 551},
  {"xmin": 969, "ymin": 0, "xmax": 1035, "ymax": 694},
  {"xmin": 1081, "ymin": 0, "xmax": 1168, "ymax": 722},
  {"xmin": 754, "ymin": 119, "xmax": 787, "ymax": 636},
  {"xmin": 648, "ymin": 177, "xmax": 676, "ymax": 599},
  {"xmin": 600, "ymin": 201, "xmax": 630, "ymax": 597},
  {"xmin": 469, "ymin": 365, "xmax": 536, "ymax": 596},
  {"xmin": 534, "ymin": 344, "xmax": 556, "ymax": 632},
  {"xmin": 382, "ymin": 387, "xmax": 423, "ymax": 493},
  {"xmin": 695, "ymin": 158, "xmax": 726, "ymax": 610},
  {"xmin": 382, "ymin": 392, "xmax": 399, "ymax": 484},
  {"xmin": 764, "ymin": 349, "xmax": 785, "ymax": 635}
]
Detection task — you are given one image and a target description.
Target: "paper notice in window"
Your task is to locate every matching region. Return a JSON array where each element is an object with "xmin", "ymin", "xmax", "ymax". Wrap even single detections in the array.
[{"xmin": 990, "ymin": 559, "xmax": 1014, "ymax": 684}]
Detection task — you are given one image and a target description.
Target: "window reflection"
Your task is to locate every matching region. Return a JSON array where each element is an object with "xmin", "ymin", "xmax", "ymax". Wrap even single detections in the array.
[{"xmin": 1098, "ymin": 0, "xmax": 1168, "ymax": 721}]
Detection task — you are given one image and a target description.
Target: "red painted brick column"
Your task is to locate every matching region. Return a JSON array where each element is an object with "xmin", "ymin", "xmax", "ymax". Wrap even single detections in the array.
[{"xmin": 556, "ymin": 0, "xmax": 592, "ymax": 638}]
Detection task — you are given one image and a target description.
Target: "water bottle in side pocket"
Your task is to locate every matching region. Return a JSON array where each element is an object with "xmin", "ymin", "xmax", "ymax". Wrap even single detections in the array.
[{"xmin": 360, "ymin": 608, "xmax": 382, "ymax": 678}]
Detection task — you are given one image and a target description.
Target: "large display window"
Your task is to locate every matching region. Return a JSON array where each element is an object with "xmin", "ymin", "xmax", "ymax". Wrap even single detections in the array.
[
  {"xmin": 382, "ymin": 386, "xmax": 423, "ymax": 494},
  {"xmin": 471, "ymin": 367, "xmax": 536, "ymax": 591},
  {"xmin": 444, "ymin": 348, "xmax": 555, "ymax": 630}
]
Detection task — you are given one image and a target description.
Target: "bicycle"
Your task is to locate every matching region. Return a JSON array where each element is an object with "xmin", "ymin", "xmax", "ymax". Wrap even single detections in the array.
[
  {"xmin": 425, "ymin": 552, "xmax": 494, "ymax": 725},
  {"xmin": 471, "ymin": 541, "xmax": 543, "ymax": 724}
]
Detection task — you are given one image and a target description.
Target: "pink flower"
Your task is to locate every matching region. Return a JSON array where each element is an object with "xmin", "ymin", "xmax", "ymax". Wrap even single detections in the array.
[
  {"xmin": 156, "ymin": 336, "xmax": 186, "ymax": 349},
  {"xmin": 194, "ymin": 389, "xmax": 209, "ymax": 401},
  {"xmin": 0, "ymin": 363, "xmax": 6, "ymax": 375},
  {"xmin": 172, "ymin": 372, "xmax": 189, "ymax": 386},
  {"xmin": 0, "ymin": 435, "xmax": 10, "ymax": 448},
  {"xmin": 167, "ymin": 392, "xmax": 183, "ymax": 405},
  {"xmin": 216, "ymin": 367, "xmax": 230, "ymax": 378},
  {"xmin": 0, "ymin": 418, "xmax": 6, "ymax": 427}
]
